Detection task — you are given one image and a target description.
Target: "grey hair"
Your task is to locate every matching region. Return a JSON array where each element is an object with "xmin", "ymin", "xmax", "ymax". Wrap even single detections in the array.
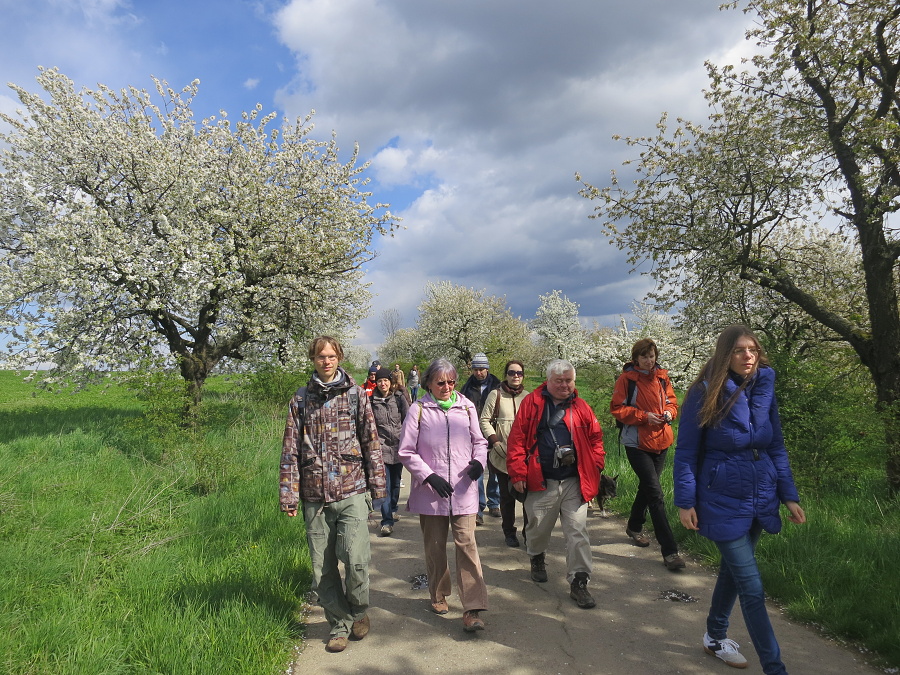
[
  {"xmin": 422, "ymin": 358, "xmax": 458, "ymax": 388},
  {"xmin": 545, "ymin": 359, "xmax": 576, "ymax": 379}
]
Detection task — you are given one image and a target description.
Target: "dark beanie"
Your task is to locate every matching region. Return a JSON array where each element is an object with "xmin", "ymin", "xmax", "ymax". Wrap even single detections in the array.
[{"xmin": 374, "ymin": 368, "xmax": 393, "ymax": 382}]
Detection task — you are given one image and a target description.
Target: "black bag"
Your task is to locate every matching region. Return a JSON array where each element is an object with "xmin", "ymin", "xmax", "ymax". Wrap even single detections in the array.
[{"xmin": 509, "ymin": 478, "xmax": 527, "ymax": 503}]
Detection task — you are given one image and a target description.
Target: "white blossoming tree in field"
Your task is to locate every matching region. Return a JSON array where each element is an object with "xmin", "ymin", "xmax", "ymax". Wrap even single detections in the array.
[
  {"xmin": 0, "ymin": 68, "xmax": 396, "ymax": 411},
  {"xmin": 532, "ymin": 289, "xmax": 592, "ymax": 366}
]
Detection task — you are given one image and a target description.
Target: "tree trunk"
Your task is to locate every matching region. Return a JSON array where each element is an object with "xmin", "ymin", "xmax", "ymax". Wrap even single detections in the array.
[{"xmin": 178, "ymin": 353, "xmax": 210, "ymax": 426}]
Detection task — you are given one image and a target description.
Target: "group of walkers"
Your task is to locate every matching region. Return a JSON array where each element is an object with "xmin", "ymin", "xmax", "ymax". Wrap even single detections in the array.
[{"xmin": 279, "ymin": 327, "xmax": 805, "ymax": 675}]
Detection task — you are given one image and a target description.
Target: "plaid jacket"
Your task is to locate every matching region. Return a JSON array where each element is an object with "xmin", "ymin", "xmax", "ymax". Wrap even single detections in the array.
[{"xmin": 280, "ymin": 369, "xmax": 386, "ymax": 508}]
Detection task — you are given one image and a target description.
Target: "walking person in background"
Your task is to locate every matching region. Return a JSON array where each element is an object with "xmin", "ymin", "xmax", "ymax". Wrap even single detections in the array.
[
  {"xmin": 674, "ymin": 325, "xmax": 805, "ymax": 674},
  {"xmin": 408, "ymin": 364, "xmax": 420, "ymax": 401},
  {"xmin": 280, "ymin": 336, "xmax": 386, "ymax": 653},
  {"xmin": 391, "ymin": 363, "xmax": 406, "ymax": 390},
  {"xmin": 363, "ymin": 365, "xmax": 378, "ymax": 396},
  {"xmin": 610, "ymin": 338, "xmax": 684, "ymax": 570},
  {"xmin": 459, "ymin": 352, "xmax": 501, "ymax": 524},
  {"xmin": 479, "ymin": 360, "xmax": 530, "ymax": 548},
  {"xmin": 506, "ymin": 359, "xmax": 605, "ymax": 609},
  {"xmin": 397, "ymin": 358, "xmax": 489, "ymax": 632},
  {"xmin": 371, "ymin": 367, "xmax": 410, "ymax": 537}
]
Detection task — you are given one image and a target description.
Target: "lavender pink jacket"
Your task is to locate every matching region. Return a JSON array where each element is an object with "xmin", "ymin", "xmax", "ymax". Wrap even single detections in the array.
[{"xmin": 397, "ymin": 392, "xmax": 488, "ymax": 516}]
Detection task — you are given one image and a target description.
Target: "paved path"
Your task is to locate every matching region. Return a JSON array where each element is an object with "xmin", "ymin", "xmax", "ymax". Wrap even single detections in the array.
[{"xmin": 289, "ymin": 487, "xmax": 882, "ymax": 675}]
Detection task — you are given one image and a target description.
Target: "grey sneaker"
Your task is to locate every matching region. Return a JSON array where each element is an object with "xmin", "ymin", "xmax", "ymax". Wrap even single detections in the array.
[
  {"xmin": 703, "ymin": 633, "xmax": 749, "ymax": 669},
  {"xmin": 626, "ymin": 527, "xmax": 651, "ymax": 547},
  {"xmin": 379, "ymin": 524, "xmax": 393, "ymax": 536},
  {"xmin": 664, "ymin": 553, "xmax": 686, "ymax": 570}
]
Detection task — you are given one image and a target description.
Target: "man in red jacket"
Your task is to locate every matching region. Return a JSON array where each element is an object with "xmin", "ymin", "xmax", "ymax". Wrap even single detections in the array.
[{"xmin": 507, "ymin": 359, "xmax": 605, "ymax": 609}]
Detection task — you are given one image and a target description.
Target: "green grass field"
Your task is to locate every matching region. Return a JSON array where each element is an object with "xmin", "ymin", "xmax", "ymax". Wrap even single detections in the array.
[{"xmin": 0, "ymin": 369, "xmax": 897, "ymax": 673}]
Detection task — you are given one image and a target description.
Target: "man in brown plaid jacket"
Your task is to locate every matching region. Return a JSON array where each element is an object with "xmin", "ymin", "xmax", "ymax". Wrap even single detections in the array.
[{"xmin": 280, "ymin": 335, "xmax": 386, "ymax": 653}]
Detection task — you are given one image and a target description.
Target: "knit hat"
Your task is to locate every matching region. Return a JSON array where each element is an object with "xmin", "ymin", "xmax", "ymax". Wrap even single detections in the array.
[
  {"xmin": 374, "ymin": 367, "xmax": 392, "ymax": 382},
  {"xmin": 368, "ymin": 364, "xmax": 378, "ymax": 373},
  {"xmin": 471, "ymin": 353, "xmax": 489, "ymax": 369}
]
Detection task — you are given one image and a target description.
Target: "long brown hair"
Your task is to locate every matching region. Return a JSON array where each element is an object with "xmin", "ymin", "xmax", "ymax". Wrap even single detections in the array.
[{"xmin": 688, "ymin": 325, "xmax": 769, "ymax": 428}]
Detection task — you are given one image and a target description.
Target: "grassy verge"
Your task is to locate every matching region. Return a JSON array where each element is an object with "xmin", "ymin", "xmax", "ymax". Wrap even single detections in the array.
[{"xmin": 0, "ymin": 372, "xmax": 310, "ymax": 674}]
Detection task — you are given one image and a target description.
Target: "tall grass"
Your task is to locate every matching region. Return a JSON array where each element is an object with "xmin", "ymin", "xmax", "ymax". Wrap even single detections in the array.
[{"xmin": 0, "ymin": 372, "xmax": 310, "ymax": 674}]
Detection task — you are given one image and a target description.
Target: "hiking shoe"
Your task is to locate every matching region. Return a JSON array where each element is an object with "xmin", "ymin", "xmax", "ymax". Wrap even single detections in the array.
[
  {"xmin": 326, "ymin": 635, "xmax": 348, "ymax": 652},
  {"xmin": 530, "ymin": 553, "xmax": 548, "ymax": 582},
  {"xmin": 431, "ymin": 597, "xmax": 449, "ymax": 615},
  {"xmin": 488, "ymin": 507, "xmax": 501, "ymax": 517},
  {"xmin": 392, "ymin": 511, "xmax": 401, "ymax": 520},
  {"xmin": 462, "ymin": 610, "xmax": 485, "ymax": 632},
  {"xmin": 350, "ymin": 615, "xmax": 370, "ymax": 640},
  {"xmin": 505, "ymin": 533, "xmax": 520, "ymax": 548},
  {"xmin": 626, "ymin": 527, "xmax": 651, "ymax": 547},
  {"xmin": 569, "ymin": 572, "xmax": 596, "ymax": 609},
  {"xmin": 475, "ymin": 512, "xmax": 484, "ymax": 526},
  {"xmin": 379, "ymin": 524, "xmax": 393, "ymax": 537},
  {"xmin": 703, "ymin": 633, "xmax": 749, "ymax": 669},
  {"xmin": 664, "ymin": 553, "xmax": 686, "ymax": 570}
]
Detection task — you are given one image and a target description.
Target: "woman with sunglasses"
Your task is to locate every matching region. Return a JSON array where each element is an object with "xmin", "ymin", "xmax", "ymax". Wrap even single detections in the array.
[
  {"xmin": 398, "ymin": 358, "xmax": 489, "ymax": 633},
  {"xmin": 674, "ymin": 325, "xmax": 805, "ymax": 674},
  {"xmin": 479, "ymin": 360, "xmax": 530, "ymax": 548}
]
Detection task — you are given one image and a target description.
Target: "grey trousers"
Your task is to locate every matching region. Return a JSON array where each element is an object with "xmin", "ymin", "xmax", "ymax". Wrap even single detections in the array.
[
  {"xmin": 302, "ymin": 493, "xmax": 371, "ymax": 637},
  {"xmin": 523, "ymin": 477, "xmax": 592, "ymax": 583}
]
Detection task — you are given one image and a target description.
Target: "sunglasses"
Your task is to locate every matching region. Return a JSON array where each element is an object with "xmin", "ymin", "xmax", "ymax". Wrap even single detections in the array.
[
  {"xmin": 506, "ymin": 370, "xmax": 524, "ymax": 377},
  {"xmin": 435, "ymin": 379, "xmax": 456, "ymax": 387}
]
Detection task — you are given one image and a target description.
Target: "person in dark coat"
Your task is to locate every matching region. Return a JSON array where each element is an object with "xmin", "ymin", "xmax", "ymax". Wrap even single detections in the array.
[
  {"xmin": 459, "ymin": 352, "xmax": 501, "ymax": 524},
  {"xmin": 371, "ymin": 367, "xmax": 410, "ymax": 536}
]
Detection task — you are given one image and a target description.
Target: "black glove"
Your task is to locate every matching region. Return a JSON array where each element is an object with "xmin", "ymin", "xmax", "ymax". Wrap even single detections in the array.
[
  {"xmin": 424, "ymin": 473, "xmax": 454, "ymax": 498},
  {"xmin": 466, "ymin": 459, "xmax": 484, "ymax": 480}
]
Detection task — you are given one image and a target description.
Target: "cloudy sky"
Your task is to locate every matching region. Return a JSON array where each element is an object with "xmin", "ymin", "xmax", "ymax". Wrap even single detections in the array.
[{"xmin": 0, "ymin": 0, "xmax": 753, "ymax": 355}]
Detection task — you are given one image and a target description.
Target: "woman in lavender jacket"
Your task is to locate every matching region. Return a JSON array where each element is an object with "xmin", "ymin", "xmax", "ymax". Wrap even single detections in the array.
[{"xmin": 398, "ymin": 357, "xmax": 489, "ymax": 632}]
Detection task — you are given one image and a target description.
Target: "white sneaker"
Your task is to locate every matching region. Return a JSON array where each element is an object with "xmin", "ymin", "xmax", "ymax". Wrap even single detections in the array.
[{"xmin": 703, "ymin": 633, "xmax": 749, "ymax": 669}]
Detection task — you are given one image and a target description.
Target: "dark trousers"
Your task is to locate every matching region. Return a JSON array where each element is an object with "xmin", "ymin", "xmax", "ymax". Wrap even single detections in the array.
[
  {"xmin": 625, "ymin": 446, "xmax": 678, "ymax": 557},
  {"xmin": 490, "ymin": 460, "xmax": 527, "ymax": 537}
]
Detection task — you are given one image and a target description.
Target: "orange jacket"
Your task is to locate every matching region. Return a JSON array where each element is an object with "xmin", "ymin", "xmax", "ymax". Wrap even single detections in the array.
[{"xmin": 609, "ymin": 364, "xmax": 677, "ymax": 453}]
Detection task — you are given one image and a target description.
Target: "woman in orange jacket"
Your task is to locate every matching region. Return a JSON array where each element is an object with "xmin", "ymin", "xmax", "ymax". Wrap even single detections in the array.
[{"xmin": 610, "ymin": 338, "xmax": 684, "ymax": 571}]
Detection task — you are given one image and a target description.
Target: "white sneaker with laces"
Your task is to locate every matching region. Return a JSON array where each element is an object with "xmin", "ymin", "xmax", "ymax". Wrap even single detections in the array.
[{"xmin": 703, "ymin": 632, "xmax": 749, "ymax": 669}]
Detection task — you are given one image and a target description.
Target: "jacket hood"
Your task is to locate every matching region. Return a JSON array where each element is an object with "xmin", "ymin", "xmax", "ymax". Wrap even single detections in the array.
[{"xmin": 308, "ymin": 366, "xmax": 357, "ymax": 394}]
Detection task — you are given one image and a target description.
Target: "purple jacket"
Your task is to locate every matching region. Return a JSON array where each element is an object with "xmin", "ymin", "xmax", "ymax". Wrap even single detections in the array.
[{"xmin": 397, "ymin": 393, "xmax": 488, "ymax": 516}]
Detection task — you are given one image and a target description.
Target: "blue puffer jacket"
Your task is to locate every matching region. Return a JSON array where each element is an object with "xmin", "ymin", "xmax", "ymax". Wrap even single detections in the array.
[{"xmin": 673, "ymin": 366, "xmax": 800, "ymax": 542}]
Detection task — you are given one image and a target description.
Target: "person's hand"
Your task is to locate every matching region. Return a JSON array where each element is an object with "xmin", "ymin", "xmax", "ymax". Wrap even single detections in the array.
[
  {"xmin": 679, "ymin": 507, "xmax": 699, "ymax": 530},
  {"xmin": 424, "ymin": 473, "xmax": 454, "ymax": 498},
  {"xmin": 285, "ymin": 508, "xmax": 297, "ymax": 517},
  {"xmin": 784, "ymin": 500, "xmax": 806, "ymax": 524},
  {"xmin": 466, "ymin": 459, "xmax": 484, "ymax": 480},
  {"xmin": 512, "ymin": 480, "xmax": 526, "ymax": 494},
  {"xmin": 646, "ymin": 411, "xmax": 665, "ymax": 425}
]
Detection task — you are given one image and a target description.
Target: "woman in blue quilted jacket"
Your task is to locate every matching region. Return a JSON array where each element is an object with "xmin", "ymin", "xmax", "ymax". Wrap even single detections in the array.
[{"xmin": 674, "ymin": 325, "xmax": 805, "ymax": 675}]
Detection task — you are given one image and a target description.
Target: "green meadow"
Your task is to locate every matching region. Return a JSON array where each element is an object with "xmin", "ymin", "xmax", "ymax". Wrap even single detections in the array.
[{"xmin": 0, "ymin": 366, "xmax": 897, "ymax": 673}]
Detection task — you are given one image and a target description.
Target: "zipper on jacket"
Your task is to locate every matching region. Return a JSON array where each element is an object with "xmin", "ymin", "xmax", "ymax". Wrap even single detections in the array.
[{"xmin": 445, "ymin": 409, "xmax": 453, "ymax": 516}]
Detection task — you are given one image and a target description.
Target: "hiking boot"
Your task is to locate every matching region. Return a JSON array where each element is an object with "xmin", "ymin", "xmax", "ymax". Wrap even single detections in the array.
[
  {"xmin": 462, "ymin": 610, "xmax": 485, "ymax": 632},
  {"xmin": 379, "ymin": 524, "xmax": 393, "ymax": 537},
  {"xmin": 530, "ymin": 553, "xmax": 548, "ymax": 582},
  {"xmin": 703, "ymin": 633, "xmax": 749, "ymax": 669},
  {"xmin": 488, "ymin": 507, "xmax": 501, "ymax": 517},
  {"xmin": 505, "ymin": 533, "xmax": 520, "ymax": 548},
  {"xmin": 431, "ymin": 597, "xmax": 449, "ymax": 615},
  {"xmin": 664, "ymin": 553, "xmax": 686, "ymax": 570},
  {"xmin": 626, "ymin": 527, "xmax": 651, "ymax": 547},
  {"xmin": 569, "ymin": 572, "xmax": 596, "ymax": 609},
  {"xmin": 350, "ymin": 615, "xmax": 370, "ymax": 640},
  {"xmin": 475, "ymin": 512, "xmax": 484, "ymax": 526},
  {"xmin": 326, "ymin": 635, "xmax": 348, "ymax": 652}
]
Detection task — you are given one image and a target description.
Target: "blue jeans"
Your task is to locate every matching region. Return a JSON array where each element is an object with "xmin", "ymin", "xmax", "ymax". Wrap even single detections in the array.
[
  {"xmin": 380, "ymin": 463, "xmax": 403, "ymax": 527},
  {"xmin": 708, "ymin": 521, "xmax": 786, "ymax": 675},
  {"xmin": 478, "ymin": 468, "xmax": 500, "ymax": 511}
]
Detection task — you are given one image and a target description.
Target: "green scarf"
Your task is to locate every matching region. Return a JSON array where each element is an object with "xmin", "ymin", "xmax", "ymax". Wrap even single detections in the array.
[{"xmin": 437, "ymin": 391, "xmax": 457, "ymax": 411}]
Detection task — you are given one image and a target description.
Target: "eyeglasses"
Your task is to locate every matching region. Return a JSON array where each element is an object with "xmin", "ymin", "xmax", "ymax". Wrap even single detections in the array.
[
  {"xmin": 506, "ymin": 370, "xmax": 524, "ymax": 377},
  {"xmin": 732, "ymin": 347, "xmax": 760, "ymax": 356},
  {"xmin": 435, "ymin": 379, "xmax": 456, "ymax": 387}
]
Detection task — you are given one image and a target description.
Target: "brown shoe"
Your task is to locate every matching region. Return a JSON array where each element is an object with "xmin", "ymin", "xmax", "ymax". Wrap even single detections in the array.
[
  {"xmin": 431, "ymin": 598, "xmax": 449, "ymax": 614},
  {"xmin": 351, "ymin": 614, "xmax": 370, "ymax": 640},
  {"xmin": 626, "ymin": 527, "xmax": 651, "ymax": 547},
  {"xmin": 462, "ymin": 610, "xmax": 485, "ymax": 632},
  {"xmin": 326, "ymin": 635, "xmax": 348, "ymax": 652},
  {"xmin": 664, "ymin": 553, "xmax": 686, "ymax": 570},
  {"xmin": 488, "ymin": 507, "xmax": 501, "ymax": 517}
]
